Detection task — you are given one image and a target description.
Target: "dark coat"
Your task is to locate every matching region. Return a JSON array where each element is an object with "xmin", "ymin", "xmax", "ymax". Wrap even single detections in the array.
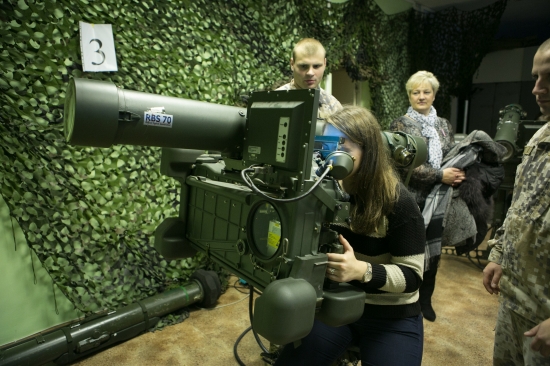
[{"xmin": 441, "ymin": 131, "xmax": 506, "ymax": 253}]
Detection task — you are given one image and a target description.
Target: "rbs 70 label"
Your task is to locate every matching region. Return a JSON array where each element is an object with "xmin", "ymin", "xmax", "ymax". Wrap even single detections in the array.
[{"xmin": 143, "ymin": 112, "xmax": 174, "ymax": 128}]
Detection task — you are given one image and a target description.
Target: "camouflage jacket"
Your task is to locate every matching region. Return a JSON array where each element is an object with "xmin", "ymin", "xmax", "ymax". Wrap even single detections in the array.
[
  {"xmin": 488, "ymin": 121, "xmax": 550, "ymax": 323},
  {"xmin": 276, "ymin": 80, "xmax": 342, "ymax": 119}
]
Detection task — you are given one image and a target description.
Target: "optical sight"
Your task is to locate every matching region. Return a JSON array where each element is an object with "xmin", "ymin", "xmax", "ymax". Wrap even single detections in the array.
[
  {"xmin": 494, "ymin": 104, "xmax": 546, "ymax": 162},
  {"xmin": 492, "ymin": 104, "xmax": 546, "ymax": 231}
]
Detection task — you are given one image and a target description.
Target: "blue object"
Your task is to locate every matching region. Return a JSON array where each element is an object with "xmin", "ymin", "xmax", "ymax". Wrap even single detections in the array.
[{"xmin": 313, "ymin": 135, "xmax": 343, "ymax": 159}]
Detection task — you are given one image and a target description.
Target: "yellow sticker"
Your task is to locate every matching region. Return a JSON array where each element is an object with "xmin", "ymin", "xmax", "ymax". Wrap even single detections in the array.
[{"xmin": 267, "ymin": 220, "xmax": 281, "ymax": 249}]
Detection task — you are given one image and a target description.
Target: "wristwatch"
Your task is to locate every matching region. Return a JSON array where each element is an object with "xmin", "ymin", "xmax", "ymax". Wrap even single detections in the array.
[{"xmin": 361, "ymin": 262, "xmax": 373, "ymax": 283}]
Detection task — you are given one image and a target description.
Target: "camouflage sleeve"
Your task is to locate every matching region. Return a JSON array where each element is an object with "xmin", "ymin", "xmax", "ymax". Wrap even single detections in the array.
[
  {"xmin": 318, "ymin": 95, "xmax": 343, "ymax": 120},
  {"xmin": 333, "ymin": 97, "xmax": 343, "ymax": 111},
  {"xmin": 487, "ymin": 219, "xmax": 506, "ymax": 264},
  {"xmin": 275, "ymin": 83, "xmax": 291, "ymax": 91},
  {"xmin": 326, "ymin": 95, "xmax": 342, "ymax": 113}
]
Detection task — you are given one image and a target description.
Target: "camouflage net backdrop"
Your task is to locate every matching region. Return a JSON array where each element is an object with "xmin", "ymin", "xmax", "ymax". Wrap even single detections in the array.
[
  {"xmin": 0, "ymin": 0, "xmax": 504, "ymax": 326},
  {"xmin": 408, "ymin": 0, "xmax": 508, "ymax": 120}
]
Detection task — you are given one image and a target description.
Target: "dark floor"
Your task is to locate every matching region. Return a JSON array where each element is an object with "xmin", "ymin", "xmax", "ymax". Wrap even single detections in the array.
[{"xmin": 74, "ymin": 250, "xmax": 499, "ymax": 366}]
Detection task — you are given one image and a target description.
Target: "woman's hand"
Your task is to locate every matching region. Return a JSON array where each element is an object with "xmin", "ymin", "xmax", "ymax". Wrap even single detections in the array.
[
  {"xmin": 326, "ymin": 235, "xmax": 369, "ymax": 283},
  {"xmin": 441, "ymin": 167, "xmax": 465, "ymax": 187}
]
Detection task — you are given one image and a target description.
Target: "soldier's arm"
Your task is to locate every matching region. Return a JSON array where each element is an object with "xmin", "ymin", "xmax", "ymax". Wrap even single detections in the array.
[{"xmin": 482, "ymin": 219, "xmax": 507, "ymax": 294}]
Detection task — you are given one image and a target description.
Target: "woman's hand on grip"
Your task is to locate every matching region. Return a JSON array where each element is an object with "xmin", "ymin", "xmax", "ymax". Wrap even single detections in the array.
[{"xmin": 326, "ymin": 235, "xmax": 368, "ymax": 283}]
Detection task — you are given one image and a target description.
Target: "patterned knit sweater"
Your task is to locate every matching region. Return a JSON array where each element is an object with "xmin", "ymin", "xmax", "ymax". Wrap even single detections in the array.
[{"xmin": 331, "ymin": 183, "xmax": 425, "ymax": 319}]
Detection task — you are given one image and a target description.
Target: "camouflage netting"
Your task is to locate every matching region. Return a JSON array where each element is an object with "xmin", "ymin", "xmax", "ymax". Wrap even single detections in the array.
[
  {"xmin": 0, "ymin": 0, "xmax": 505, "ymax": 327},
  {"xmin": 408, "ymin": 0, "xmax": 508, "ymax": 120},
  {"xmin": 294, "ymin": 0, "xmax": 411, "ymax": 128},
  {"xmin": 343, "ymin": 0, "xmax": 411, "ymax": 128},
  {"xmin": 0, "ymin": 0, "xmax": 309, "ymax": 321}
]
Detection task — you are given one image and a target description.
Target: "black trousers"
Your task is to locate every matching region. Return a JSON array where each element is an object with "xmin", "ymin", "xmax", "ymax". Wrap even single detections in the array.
[
  {"xmin": 274, "ymin": 314, "xmax": 424, "ymax": 366},
  {"xmin": 419, "ymin": 266, "xmax": 438, "ymax": 305}
]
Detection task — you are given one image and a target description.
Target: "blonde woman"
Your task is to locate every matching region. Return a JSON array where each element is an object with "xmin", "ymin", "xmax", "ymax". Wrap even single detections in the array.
[{"xmin": 390, "ymin": 71, "xmax": 464, "ymax": 322}]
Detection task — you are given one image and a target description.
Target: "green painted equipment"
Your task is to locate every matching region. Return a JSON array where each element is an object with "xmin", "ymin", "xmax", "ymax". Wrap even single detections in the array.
[
  {"xmin": 0, "ymin": 269, "xmax": 221, "ymax": 366},
  {"xmin": 491, "ymin": 104, "xmax": 546, "ymax": 230},
  {"xmin": 63, "ymin": 78, "xmax": 427, "ymax": 346}
]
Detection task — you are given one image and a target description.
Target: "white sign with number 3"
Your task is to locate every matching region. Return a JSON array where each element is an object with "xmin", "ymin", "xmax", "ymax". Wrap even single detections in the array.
[{"xmin": 79, "ymin": 21, "xmax": 118, "ymax": 72}]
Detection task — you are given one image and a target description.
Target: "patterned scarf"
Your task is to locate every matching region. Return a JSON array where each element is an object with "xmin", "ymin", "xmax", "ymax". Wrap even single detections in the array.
[{"xmin": 407, "ymin": 106, "xmax": 442, "ymax": 169}]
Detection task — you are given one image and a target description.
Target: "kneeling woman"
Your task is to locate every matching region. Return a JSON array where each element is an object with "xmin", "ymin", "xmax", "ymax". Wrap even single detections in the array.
[{"xmin": 274, "ymin": 106, "xmax": 426, "ymax": 366}]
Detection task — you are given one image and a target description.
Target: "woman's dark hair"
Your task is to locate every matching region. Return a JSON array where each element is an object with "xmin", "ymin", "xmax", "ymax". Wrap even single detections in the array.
[{"xmin": 326, "ymin": 105, "xmax": 399, "ymax": 235}]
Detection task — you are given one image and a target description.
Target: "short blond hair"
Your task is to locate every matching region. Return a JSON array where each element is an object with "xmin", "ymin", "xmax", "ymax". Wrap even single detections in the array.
[
  {"xmin": 538, "ymin": 38, "xmax": 550, "ymax": 53},
  {"xmin": 292, "ymin": 38, "xmax": 326, "ymax": 60},
  {"xmin": 406, "ymin": 71, "xmax": 440, "ymax": 96}
]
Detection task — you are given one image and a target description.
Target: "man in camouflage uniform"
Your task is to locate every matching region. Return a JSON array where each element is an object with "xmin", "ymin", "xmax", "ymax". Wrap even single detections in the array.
[
  {"xmin": 483, "ymin": 38, "xmax": 550, "ymax": 365},
  {"xmin": 277, "ymin": 38, "xmax": 342, "ymax": 119}
]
